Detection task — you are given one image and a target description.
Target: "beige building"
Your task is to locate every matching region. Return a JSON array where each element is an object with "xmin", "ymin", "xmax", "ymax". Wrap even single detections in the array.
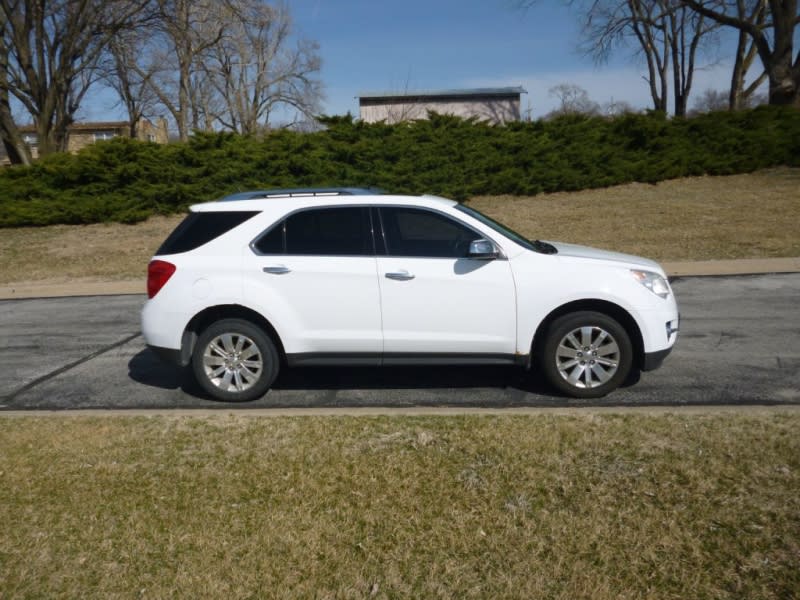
[
  {"xmin": 358, "ymin": 87, "xmax": 526, "ymax": 125},
  {"xmin": 2, "ymin": 118, "xmax": 169, "ymax": 164}
]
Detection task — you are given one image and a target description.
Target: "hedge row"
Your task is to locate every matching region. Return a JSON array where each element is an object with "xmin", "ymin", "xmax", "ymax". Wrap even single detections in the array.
[{"xmin": 1, "ymin": 106, "xmax": 798, "ymax": 227}]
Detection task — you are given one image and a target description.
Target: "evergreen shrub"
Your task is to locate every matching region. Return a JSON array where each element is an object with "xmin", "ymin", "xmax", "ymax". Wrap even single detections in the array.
[{"xmin": 1, "ymin": 106, "xmax": 797, "ymax": 227}]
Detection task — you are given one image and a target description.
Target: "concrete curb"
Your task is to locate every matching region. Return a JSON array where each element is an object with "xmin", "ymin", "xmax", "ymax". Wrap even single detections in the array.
[
  {"xmin": 1, "ymin": 257, "xmax": 799, "ymax": 300},
  {"xmin": 1, "ymin": 405, "xmax": 799, "ymax": 418},
  {"xmin": 664, "ymin": 257, "xmax": 800, "ymax": 277}
]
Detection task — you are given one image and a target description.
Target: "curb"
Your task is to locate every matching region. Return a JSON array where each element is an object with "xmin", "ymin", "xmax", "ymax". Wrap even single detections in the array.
[
  {"xmin": 664, "ymin": 257, "xmax": 800, "ymax": 277},
  {"xmin": 2, "ymin": 405, "xmax": 799, "ymax": 418}
]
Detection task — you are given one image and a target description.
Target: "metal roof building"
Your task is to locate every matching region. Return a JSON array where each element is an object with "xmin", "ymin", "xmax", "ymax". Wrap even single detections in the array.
[{"xmin": 357, "ymin": 86, "xmax": 527, "ymax": 125}]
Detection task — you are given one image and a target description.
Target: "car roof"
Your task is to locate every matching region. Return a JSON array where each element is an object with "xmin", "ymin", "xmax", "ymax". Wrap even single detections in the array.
[
  {"xmin": 218, "ymin": 187, "xmax": 383, "ymax": 201},
  {"xmin": 190, "ymin": 191, "xmax": 458, "ymax": 212}
]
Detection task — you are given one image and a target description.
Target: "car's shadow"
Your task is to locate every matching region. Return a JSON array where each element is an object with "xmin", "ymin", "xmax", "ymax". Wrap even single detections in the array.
[{"xmin": 127, "ymin": 347, "xmax": 559, "ymax": 403}]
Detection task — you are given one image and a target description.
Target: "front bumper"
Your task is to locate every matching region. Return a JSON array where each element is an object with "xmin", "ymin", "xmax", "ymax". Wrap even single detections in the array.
[{"xmin": 642, "ymin": 346, "xmax": 673, "ymax": 371}]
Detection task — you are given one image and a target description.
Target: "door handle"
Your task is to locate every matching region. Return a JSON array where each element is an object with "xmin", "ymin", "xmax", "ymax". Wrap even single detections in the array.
[
  {"xmin": 385, "ymin": 270, "xmax": 415, "ymax": 281},
  {"xmin": 263, "ymin": 265, "xmax": 291, "ymax": 274}
]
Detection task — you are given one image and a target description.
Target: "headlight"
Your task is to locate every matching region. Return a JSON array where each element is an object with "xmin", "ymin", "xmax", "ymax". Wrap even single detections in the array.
[{"xmin": 631, "ymin": 270, "xmax": 670, "ymax": 298}]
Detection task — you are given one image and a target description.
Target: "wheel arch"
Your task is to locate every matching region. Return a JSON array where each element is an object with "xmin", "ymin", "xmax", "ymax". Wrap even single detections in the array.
[
  {"xmin": 179, "ymin": 304, "xmax": 286, "ymax": 367},
  {"xmin": 531, "ymin": 299, "xmax": 645, "ymax": 370}
]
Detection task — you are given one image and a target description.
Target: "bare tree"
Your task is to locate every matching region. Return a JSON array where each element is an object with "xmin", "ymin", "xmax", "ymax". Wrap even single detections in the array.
[
  {"xmin": 585, "ymin": 0, "xmax": 668, "ymax": 111},
  {"xmin": 727, "ymin": 0, "xmax": 768, "ymax": 109},
  {"xmin": 691, "ymin": 87, "xmax": 729, "ymax": 111},
  {"xmin": 203, "ymin": 1, "xmax": 322, "ymax": 134},
  {"xmin": 580, "ymin": 0, "xmax": 718, "ymax": 116},
  {"xmin": 0, "ymin": 0, "xmax": 151, "ymax": 162},
  {"xmin": 516, "ymin": 0, "xmax": 719, "ymax": 115},
  {"xmin": 665, "ymin": 2, "xmax": 717, "ymax": 115},
  {"xmin": 106, "ymin": 0, "xmax": 320, "ymax": 139},
  {"xmin": 128, "ymin": 0, "xmax": 226, "ymax": 141},
  {"xmin": 102, "ymin": 30, "xmax": 160, "ymax": 138},
  {"xmin": 680, "ymin": 0, "xmax": 800, "ymax": 106},
  {"xmin": 603, "ymin": 97, "xmax": 638, "ymax": 114},
  {"xmin": 547, "ymin": 83, "xmax": 601, "ymax": 116},
  {"xmin": 0, "ymin": 12, "xmax": 29, "ymax": 164}
]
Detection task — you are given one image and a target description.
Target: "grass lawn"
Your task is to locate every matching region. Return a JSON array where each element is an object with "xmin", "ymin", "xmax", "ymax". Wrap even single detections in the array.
[
  {"xmin": 1, "ymin": 413, "xmax": 798, "ymax": 598},
  {"xmin": 1, "ymin": 168, "xmax": 798, "ymax": 285}
]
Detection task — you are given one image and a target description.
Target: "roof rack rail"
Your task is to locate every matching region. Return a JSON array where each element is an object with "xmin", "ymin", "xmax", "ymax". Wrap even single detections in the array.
[{"xmin": 219, "ymin": 187, "xmax": 385, "ymax": 201}]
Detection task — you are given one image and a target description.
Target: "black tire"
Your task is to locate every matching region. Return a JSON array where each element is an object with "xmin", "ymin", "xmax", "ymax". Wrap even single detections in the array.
[
  {"xmin": 191, "ymin": 318, "xmax": 279, "ymax": 402},
  {"xmin": 539, "ymin": 311, "xmax": 633, "ymax": 399}
]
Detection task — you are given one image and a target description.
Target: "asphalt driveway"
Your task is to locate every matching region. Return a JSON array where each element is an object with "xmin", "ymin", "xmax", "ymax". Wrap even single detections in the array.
[{"xmin": 1, "ymin": 274, "xmax": 799, "ymax": 410}]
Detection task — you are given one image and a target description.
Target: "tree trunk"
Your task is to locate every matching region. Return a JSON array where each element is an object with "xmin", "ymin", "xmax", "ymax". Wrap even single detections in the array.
[
  {"xmin": 0, "ymin": 72, "xmax": 30, "ymax": 164},
  {"xmin": 766, "ymin": 52, "xmax": 799, "ymax": 105},
  {"xmin": 681, "ymin": 0, "xmax": 799, "ymax": 106},
  {"xmin": 0, "ymin": 103, "xmax": 30, "ymax": 165},
  {"xmin": 0, "ymin": 12, "xmax": 30, "ymax": 164}
]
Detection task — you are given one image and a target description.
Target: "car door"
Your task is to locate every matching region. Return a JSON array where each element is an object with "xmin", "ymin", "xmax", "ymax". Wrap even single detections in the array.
[
  {"xmin": 244, "ymin": 206, "xmax": 382, "ymax": 361},
  {"xmin": 375, "ymin": 206, "xmax": 517, "ymax": 359}
]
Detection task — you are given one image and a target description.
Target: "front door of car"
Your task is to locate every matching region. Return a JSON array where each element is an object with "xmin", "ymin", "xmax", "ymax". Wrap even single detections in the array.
[
  {"xmin": 375, "ymin": 206, "xmax": 517, "ymax": 358},
  {"xmin": 244, "ymin": 206, "xmax": 382, "ymax": 360}
]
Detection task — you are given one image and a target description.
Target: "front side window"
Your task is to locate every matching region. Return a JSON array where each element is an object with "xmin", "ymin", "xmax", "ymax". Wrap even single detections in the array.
[
  {"xmin": 455, "ymin": 204, "xmax": 538, "ymax": 252},
  {"xmin": 379, "ymin": 207, "xmax": 481, "ymax": 258},
  {"xmin": 254, "ymin": 207, "xmax": 373, "ymax": 256}
]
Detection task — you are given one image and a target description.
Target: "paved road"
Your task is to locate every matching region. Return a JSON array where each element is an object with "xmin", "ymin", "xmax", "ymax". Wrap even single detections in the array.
[{"xmin": 1, "ymin": 274, "xmax": 799, "ymax": 411}]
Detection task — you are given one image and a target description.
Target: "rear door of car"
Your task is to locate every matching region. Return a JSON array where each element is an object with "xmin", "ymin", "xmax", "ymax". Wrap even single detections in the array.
[
  {"xmin": 375, "ymin": 206, "xmax": 517, "ymax": 360},
  {"xmin": 244, "ymin": 205, "xmax": 382, "ymax": 362}
]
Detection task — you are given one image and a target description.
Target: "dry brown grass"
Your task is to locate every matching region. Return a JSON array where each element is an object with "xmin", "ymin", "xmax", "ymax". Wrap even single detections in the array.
[
  {"xmin": 0, "ymin": 168, "xmax": 798, "ymax": 285},
  {"xmin": 1, "ymin": 414, "xmax": 798, "ymax": 599},
  {"xmin": 468, "ymin": 167, "xmax": 800, "ymax": 261},
  {"xmin": 0, "ymin": 215, "xmax": 182, "ymax": 285}
]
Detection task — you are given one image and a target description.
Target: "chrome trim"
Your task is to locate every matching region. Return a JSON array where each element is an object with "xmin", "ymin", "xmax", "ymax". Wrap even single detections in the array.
[
  {"xmin": 385, "ymin": 271, "xmax": 415, "ymax": 281},
  {"xmin": 263, "ymin": 265, "xmax": 291, "ymax": 274},
  {"xmin": 468, "ymin": 239, "xmax": 499, "ymax": 260}
]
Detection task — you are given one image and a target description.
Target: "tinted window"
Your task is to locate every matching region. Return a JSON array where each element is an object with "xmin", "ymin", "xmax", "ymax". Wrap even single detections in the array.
[
  {"xmin": 253, "ymin": 222, "xmax": 284, "ymax": 254},
  {"xmin": 455, "ymin": 204, "xmax": 539, "ymax": 252},
  {"xmin": 157, "ymin": 211, "xmax": 259, "ymax": 255},
  {"xmin": 284, "ymin": 207, "xmax": 373, "ymax": 256},
  {"xmin": 379, "ymin": 207, "xmax": 481, "ymax": 258}
]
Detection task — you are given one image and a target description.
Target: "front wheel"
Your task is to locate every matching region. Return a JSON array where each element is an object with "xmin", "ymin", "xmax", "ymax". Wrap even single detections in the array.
[
  {"xmin": 539, "ymin": 311, "xmax": 633, "ymax": 399},
  {"xmin": 191, "ymin": 319, "xmax": 279, "ymax": 402}
]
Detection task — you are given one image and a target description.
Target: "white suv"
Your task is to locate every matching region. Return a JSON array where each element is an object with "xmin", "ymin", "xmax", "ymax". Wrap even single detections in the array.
[{"xmin": 142, "ymin": 188, "xmax": 678, "ymax": 401}]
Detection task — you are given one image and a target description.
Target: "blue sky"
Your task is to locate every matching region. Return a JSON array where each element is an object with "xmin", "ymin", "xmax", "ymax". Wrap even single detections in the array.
[
  {"xmin": 85, "ymin": 0, "xmax": 754, "ymax": 122},
  {"xmin": 285, "ymin": 0, "xmax": 739, "ymax": 118}
]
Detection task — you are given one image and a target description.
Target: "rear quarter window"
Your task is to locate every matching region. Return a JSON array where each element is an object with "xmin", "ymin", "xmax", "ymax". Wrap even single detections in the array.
[{"xmin": 156, "ymin": 211, "xmax": 260, "ymax": 255}]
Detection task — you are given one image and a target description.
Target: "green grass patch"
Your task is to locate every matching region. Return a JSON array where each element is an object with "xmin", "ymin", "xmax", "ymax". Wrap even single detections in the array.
[{"xmin": 1, "ymin": 413, "xmax": 798, "ymax": 598}]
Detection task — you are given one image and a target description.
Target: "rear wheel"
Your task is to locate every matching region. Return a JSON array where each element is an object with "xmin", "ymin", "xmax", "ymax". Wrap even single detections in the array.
[
  {"xmin": 539, "ymin": 311, "xmax": 632, "ymax": 398},
  {"xmin": 192, "ymin": 319, "xmax": 279, "ymax": 402}
]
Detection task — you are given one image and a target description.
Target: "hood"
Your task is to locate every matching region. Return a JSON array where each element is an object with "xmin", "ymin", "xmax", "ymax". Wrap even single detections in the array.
[{"xmin": 547, "ymin": 241, "xmax": 663, "ymax": 272}]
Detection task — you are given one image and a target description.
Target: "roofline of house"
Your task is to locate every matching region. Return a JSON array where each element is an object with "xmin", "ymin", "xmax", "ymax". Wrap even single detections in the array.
[
  {"xmin": 357, "ymin": 86, "xmax": 527, "ymax": 101},
  {"xmin": 16, "ymin": 119, "xmax": 160, "ymax": 133}
]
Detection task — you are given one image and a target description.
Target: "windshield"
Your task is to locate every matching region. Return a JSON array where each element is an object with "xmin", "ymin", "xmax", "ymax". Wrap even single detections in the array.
[{"xmin": 455, "ymin": 204, "xmax": 556, "ymax": 254}]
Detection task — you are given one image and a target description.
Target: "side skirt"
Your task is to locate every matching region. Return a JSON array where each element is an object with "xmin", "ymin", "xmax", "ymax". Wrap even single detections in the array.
[{"xmin": 286, "ymin": 352, "xmax": 528, "ymax": 368}]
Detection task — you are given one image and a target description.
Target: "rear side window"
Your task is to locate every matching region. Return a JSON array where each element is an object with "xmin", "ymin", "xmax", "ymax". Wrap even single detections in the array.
[
  {"xmin": 253, "ymin": 207, "xmax": 373, "ymax": 256},
  {"xmin": 156, "ymin": 211, "xmax": 259, "ymax": 255}
]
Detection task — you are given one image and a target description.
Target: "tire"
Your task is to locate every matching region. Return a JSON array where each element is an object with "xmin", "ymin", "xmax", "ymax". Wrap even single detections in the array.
[
  {"xmin": 191, "ymin": 318, "xmax": 279, "ymax": 402},
  {"xmin": 539, "ymin": 311, "xmax": 633, "ymax": 399}
]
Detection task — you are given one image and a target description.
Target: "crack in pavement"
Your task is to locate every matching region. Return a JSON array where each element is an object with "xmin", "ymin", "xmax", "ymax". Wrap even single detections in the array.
[{"xmin": 0, "ymin": 332, "xmax": 142, "ymax": 404}]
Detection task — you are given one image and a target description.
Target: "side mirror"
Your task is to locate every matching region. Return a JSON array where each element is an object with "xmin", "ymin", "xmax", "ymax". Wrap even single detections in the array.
[{"xmin": 468, "ymin": 239, "xmax": 499, "ymax": 260}]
